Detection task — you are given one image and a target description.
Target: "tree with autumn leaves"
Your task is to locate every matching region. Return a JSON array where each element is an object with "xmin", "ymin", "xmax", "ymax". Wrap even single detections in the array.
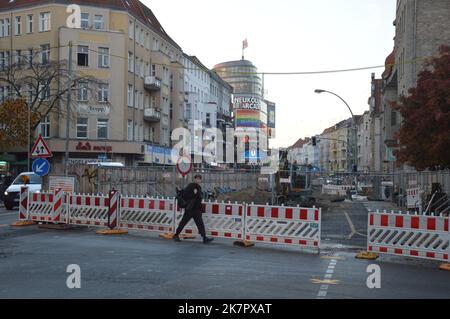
[
  {"xmin": 393, "ymin": 45, "xmax": 450, "ymax": 171},
  {"xmin": 0, "ymin": 49, "xmax": 103, "ymax": 150},
  {"xmin": 0, "ymin": 99, "xmax": 40, "ymax": 148}
]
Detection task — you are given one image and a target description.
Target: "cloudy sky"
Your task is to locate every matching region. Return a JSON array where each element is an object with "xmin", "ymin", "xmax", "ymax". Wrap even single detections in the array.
[{"xmin": 143, "ymin": 0, "xmax": 397, "ymax": 148}]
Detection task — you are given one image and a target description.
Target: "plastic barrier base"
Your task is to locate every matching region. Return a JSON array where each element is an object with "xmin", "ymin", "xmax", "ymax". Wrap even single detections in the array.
[
  {"xmin": 233, "ymin": 240, "xmax": 255, "ymax": 248},
  {"xmin": 159, "ymin": 233, "xmax": 196, "ymax": 240},
  {"xmin": 439, "ymin": 264, "xmax": 450, "ymax": 271},
  {"xmin": 10, "ymin": 221, "xmax": 35, "ymax": 227},
  {"xmin": 356, "ymin": 251, "xmax": 379, "ymax": 260},
  {"xmin": 96, "ymin": 229, "xmax": 129, "ymax": 235}
]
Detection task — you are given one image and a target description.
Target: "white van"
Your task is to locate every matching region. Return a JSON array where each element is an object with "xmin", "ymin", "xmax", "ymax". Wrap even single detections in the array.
[{"xmin": 3, "ymin": 172, "xmax": 42, "ymax": 210}]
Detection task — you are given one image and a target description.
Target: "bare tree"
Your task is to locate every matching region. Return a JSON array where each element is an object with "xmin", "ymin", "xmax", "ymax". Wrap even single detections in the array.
[{"xmin": 0, "ymin": 48, "xmax": 108, "ymax": 148}]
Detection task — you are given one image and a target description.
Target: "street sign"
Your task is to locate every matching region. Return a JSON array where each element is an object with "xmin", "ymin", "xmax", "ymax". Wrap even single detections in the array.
[
  {"xmin": 49, "ymin": 175, "xmax": 75, "ymax": 193},
  {"xmin": 31, "ymin": 135, "xmax": 53, "ymax": 158},
  {"xmin": 176, "ymin": 156, "xmax": 192, "ymax": 177},
  {"xmin": 32, "ymin": 158, "xmax": 50, "ymax": 177}
]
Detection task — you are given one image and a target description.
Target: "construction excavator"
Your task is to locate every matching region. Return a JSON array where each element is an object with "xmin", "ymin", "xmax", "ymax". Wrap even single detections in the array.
[{"xmin": 273, "ymin": 149, "xmax": 316, "ymax": 207}]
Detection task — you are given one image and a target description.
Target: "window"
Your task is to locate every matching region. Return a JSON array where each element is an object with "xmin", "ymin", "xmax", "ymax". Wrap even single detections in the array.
[
  {"xmin": 140, "ymin": 29, "xmax": 144, "ymax": 45},
  {"xmin": 39, "ymin": 84, "xmax": 50, "ymax": 101},
  {"xmin": 77, "ymin": 81, "xmax": 88, "ymax": 101},
  {"xmin": 140, "ymin": 59, "xmax": 144, "ymax": 77},
  {"xmin": 38, "ymin": 115, "xmax": 50, "ymax": 138},
  {"xmin": 206, "ymin": 113, "xmax": 211, "ymax": 127},
  {"xmin": 127, "ymin": 120, "xmax": 133, "ymax": 141},
  {"xmin": 134, "ymin": 90, "xmax": 138, "ymax": 109},
  {"xmin": 98, "ymin": 47, "xmax": 109, "ymax": 68},
  {"xmin": 27, "ymin": 15, "xmax": 33, "ymax": 33},
  {"xmin": 94, "ymin": 15, "xmax": 104, "ymax": 30},
  {"xmin": 27, "ymin": 83, "xmax": 33, "ymax": 104},
  {"xmin": 145, "ymin": 33, "xmax": 149, "ymax": 50},
  {"xmin": 139, "ymin": 92, "xmax": 143, "ymax": 109},
  {"xmin": 151, "ymin": 64, "xmax": 156, "ymax": 76},
  {"xmin": 128, "ymin": 52, "xmax": 134, "ymax": 72},
  {"xmin": 14, "ymin": 50, "xmax": 22, "ymax": 66},
  {"xmin": 80, "ymin": 13, "xmax": 89, "ymax": 29},
  {"xmin": 391, "ymin": 110, "xmax": 397, "ymax": 126},
  {"xmin": 150, "ymin": 95, "xmax": 156, "ymax": 108},
  {"xmin": 76, "ymin": 118, "xmax": 88, "ymax": 139},
  {"xmin": 39, "ymin": 12, "xmax": 51, "ymax": 32},
  {"xmin": 40, "ymin": 44, "xmax": 50, "ymax": 64},
  {"xmin": 77, "ymin": 45, "xmax": 89, "ymax": 66},
  {"xmin": 0, "ymin": 52, "xmax": 6, "ymax": 71},
  {"xmin": 0, "ymin": 20, "xmax": 4, "ymax": 37},
  {"xmin": 128, "ymin": 20, "xmax": 134, "ymax": 39},
  {"xmin": 27, "ymin": 49, "xmax": 33, "ymax": 68},
  {"xmin": 97, "ymin": 83, "xmax": 109, "ymax": 102},
  {"xmin": 127, "ymin": 84, "xmax": 133, "ymax": 106},
  {"xmin": 4, "ymin": 18, "xmax": 10, "ymax": 36},
  {"xmin": 135, "ymin": 57, "xmax": 140, "ymax": 76},
  {"xmin": 97, "ymin": 119, "xmax": 108, "ymax": 139},
  {"xmin": 14, "ymin": 16, "xmax": 21, "ymax": 35}
]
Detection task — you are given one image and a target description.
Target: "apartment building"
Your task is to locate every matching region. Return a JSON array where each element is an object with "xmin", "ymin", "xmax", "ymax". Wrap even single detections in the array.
[{"xmin": 0, "ymin": 0, "xmax": 185, "ymax": 171}]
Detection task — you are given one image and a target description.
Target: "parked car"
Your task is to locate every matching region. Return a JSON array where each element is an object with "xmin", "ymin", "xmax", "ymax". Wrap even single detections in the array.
[{"xmin": 3, "ymin": 172, "xmax": 42, "ymax": 210}]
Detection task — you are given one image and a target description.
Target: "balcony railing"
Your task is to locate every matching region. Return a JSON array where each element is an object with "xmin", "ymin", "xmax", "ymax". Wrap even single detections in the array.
[
  {"xmin": 144, "ymin": 108, "xmax": 161, "ymax": 122},
  {"xmin": 144, "ymin": 76, "xmax": 162, "ymax": 91}
]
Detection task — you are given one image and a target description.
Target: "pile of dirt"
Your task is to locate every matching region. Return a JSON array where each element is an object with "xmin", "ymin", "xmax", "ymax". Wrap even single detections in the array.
[{"xmin": 216, "ymin": 188, "xmax": 272, "ymax": 205}]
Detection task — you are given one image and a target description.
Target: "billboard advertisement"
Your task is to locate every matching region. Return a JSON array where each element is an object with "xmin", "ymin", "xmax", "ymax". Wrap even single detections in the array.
[
  {"xmin": 234, "ymin": 95, "xmax": 261, "ymax": 111},
  {"xmin": 236, "ymin": 109, "xmax": 260, "ymax": 128},
  {"xmin": 267, "ymin": 102, "xmax": 276, "ymax": 128}
]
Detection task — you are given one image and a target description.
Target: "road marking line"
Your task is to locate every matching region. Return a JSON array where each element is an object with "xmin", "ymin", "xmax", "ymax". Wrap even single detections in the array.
[
  {"xmin": 317, "ymin": 291, "xmax": 327, "ymax": 297},
  {"xmin": 324, "ymin": 274, "xmax": 333, "ymax": 279},
  {"xmin": 344, "ymin": 211, "xmax": 367, "ymax": 239},
  {"xmin": 0, "ymin": 224, "xmax": 9, "ymax": 227},
  {"xmin": 326, "ymin": 269, "xmax": 334, "ymax": 274}
]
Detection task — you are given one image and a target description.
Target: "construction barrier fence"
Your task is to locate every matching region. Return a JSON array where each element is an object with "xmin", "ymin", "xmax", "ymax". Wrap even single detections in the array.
[
  {"xmin": 18, "ymin": 189, "xmax": 321, "ymax": 252},
  {"xmin": 367, "ymin": 210, "xmax": 449, "ymax": 262}
]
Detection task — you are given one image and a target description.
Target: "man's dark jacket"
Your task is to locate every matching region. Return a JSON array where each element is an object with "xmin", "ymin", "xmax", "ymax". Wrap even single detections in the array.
[{"xmin": 183, "ymin": 182, "xmax": 202, "ymax": 211}]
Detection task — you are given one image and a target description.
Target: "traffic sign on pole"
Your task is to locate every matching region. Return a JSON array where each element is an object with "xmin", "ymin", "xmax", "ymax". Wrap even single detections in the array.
[
  {"xmin": 31, "ymin": 135, "xmax": 53, "ymax": 158},
  {"xmin": 176, "ymin": 156, "xmax": 192, "ymax": 177},
  {"xmin": 32, "ymin": 158, "xmax": 50, "ymax": 177}
]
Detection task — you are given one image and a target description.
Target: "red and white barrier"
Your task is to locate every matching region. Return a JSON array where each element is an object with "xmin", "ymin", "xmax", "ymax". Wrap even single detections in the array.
[
  {"xmin": 322, "ymin": 185, "xmax": 351, "ymax": 196},
  {"xmin": 108, "ymin": 190, "xmax": 119, "ymax": 229},
  {"xmin": 244, "ymin": 204, "xmax": 321, "ymax": 250},
  {"xmin": 28, "ymin": 190, "xmax": 67, "ymax": 224},
  {"xmin": 120, "ymin": 196, "xmax": 175, "ymax": 233},
  {"xmin": 69, "ymin": 193, "xmax": 110, "ymax": 227},
  {"xmin": 368, "ymin": 210, "xmax": 449, "ymax": 262},
  {"xmin": 19, "ymin": 187, "xmax": 29, "ymax": 221},
  {"xmin": 176, "ymin": 201, "xmax": 245, "ymax": 240}
]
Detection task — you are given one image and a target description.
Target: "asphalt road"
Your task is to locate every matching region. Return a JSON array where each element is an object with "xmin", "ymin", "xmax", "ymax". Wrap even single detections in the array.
[{"xmin": 0, "ymin": 205, "xmax": 449, "ymax": 299}]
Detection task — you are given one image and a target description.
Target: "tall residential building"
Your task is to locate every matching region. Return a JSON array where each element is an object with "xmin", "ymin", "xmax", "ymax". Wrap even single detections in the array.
[
  {"xmin": 0, "ymin": 0, "xmax": 184, "ymax": 171},
  {"xmin": 380, "ymin": 0, "xmax": 450, "ymax": 172}
]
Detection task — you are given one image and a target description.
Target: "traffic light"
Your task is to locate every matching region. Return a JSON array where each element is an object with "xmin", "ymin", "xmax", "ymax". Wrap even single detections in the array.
[{"xmin": 312, "ymin": 136, "xmax": 317, "ymax": 146}]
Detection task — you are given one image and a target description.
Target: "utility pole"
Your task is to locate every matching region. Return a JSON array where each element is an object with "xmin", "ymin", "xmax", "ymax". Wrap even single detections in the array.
[{"xmin": 64, "ymin": 41, "xmax": 73, "ymax": 176}]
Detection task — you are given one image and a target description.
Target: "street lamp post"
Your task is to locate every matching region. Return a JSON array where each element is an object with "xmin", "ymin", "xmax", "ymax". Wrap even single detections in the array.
[{"xmin": 315, "ymin": 89, "xmax": 358, "ymax": 189}]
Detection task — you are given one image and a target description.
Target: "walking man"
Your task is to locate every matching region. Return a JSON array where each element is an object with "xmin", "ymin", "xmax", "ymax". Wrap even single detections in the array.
[{"xmin": 173, "ymin": 174, "xmax": 214, "ymax": 244}]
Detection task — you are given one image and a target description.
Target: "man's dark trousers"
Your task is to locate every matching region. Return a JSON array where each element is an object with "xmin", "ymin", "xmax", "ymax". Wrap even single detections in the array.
[{"xmin": 175, "ymin": 208, "xmax": 206, "ymax": 237}]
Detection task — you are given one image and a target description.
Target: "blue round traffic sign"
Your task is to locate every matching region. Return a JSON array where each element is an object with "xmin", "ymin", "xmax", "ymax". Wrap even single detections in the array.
[{"xmin": 32, "ymin": 158, "xmax": 50, "ymax": 177}]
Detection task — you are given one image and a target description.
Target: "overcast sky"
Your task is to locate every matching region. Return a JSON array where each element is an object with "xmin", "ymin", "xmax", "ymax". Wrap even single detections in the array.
[{"xmin": 143, "ymin": 0, "xmax": 397, "ymax": 148}]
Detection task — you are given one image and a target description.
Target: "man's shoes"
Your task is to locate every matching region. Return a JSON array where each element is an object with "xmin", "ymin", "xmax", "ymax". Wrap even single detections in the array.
[
  {"xmin": 173, "ymin": 235, "xmax": 181, "ymax": 242},
  {"xmin": 203, "ymin": 237, "xmax": 214, "ymax": 244}
]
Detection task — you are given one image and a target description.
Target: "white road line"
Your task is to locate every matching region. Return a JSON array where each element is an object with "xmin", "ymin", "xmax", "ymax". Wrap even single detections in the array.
[
  {"xmin": 344, "ymin": 211, "xmax": 367, "ymax": 238},
  {"xmin": 316, "ymin": 255, "xmax": 340, "ymax": 299}
]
